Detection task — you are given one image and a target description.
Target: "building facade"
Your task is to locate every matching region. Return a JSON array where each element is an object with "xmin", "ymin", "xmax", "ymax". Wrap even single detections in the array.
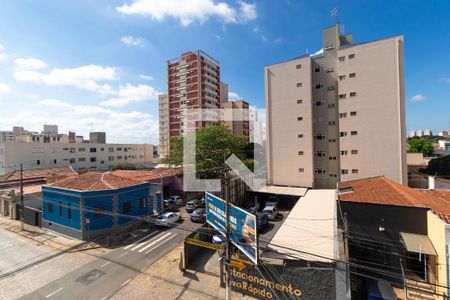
[
  {"xmin": 0, "ymin": 141, "xmax": 153, "ymax": 175},
  {"xmin": 89, "ymin": 132, "xmax": 106, "ymax": 144},
  {"xmin": 265, "ymin": 24, "xmax": 407, "ymax": 188},
  {"xmin": 158, "ymin": 94, "xmax": 170, "ymax": 158},
  {"xmin": 220, "ymin": 100, "xmax": 250, "ymax": 142},
  {"xmin": 0, "ymin": 131, "xmax": 14, "ymax": 142}
]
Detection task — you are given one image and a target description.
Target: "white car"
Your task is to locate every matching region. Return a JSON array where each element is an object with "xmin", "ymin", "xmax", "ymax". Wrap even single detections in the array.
[
  {"xmin": 164, "ymin": 195, "xmax": 183, "ymax": 206},
  {"xmin": 155, "ymin": 212, "xmax": 180, "ymax": 226}
]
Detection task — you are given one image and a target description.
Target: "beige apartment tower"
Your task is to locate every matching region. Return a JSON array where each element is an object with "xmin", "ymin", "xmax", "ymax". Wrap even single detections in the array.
[
  {"xmin": 265, "ymin": 24, "xmax": 407, "ymax": 188},
  {"xmin": 159, "ymin": 94, "xmax": 169, "ymax": 158}
]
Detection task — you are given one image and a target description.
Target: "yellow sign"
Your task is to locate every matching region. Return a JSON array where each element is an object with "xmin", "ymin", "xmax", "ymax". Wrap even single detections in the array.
[
  {"xmin": 230, "ymin": 259, "xmax": 247, "ymax": 271},
  {"xmin": 185, "ymin": 238, "xmax": 224, "ymax": 251}
]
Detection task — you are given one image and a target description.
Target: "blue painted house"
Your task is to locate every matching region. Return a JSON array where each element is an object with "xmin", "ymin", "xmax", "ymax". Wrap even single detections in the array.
[{"xmin": 42, "ymin": 172, "xmax": 151, "ymax": 240}]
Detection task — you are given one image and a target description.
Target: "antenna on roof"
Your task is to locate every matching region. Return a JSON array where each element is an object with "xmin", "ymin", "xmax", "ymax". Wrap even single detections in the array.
[
  {"xmin": 330, "ymin": 8, "xmax": 338, "ymax": 24},
  {"xmin": 305, "ymin": 48, "xmax": 309, "ymax": 54}
]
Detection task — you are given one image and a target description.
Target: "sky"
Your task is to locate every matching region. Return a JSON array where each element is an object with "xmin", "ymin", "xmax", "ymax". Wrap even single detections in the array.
[{"xmin": 0, "ymin": 0, "xmax": 449, "ymax": 144}]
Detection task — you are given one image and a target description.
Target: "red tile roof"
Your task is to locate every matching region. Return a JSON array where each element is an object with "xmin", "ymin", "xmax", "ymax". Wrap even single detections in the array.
[
  {"xmin": 338, "ymin": 176, "xmax": 450, "ymax": 224},
  {"xmin": 47, "ymin": 172, "xmax": 145, "ymax": 192},
  {"xmin": 111, "ymin": 167, "xmax": 183, "ymax": 182},
  {"xmin": 0, "ymin": 166, "xmax": 78, "ymax": 182}
]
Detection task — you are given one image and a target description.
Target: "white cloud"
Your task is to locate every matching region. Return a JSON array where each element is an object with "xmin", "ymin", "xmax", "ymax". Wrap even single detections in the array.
[
  {"xmin": 121, "ymin": 35, "xmax": 146, "ymax": 47},
  {"xmin": 411, "ymin": 94, "xmax": 426, "ymax": 102},
  {"xmin": 2, "ymin": 98, "xmax": 159, "ymax": 144},
  {"xmin": 139, "ymin": 74, "xmax": 153, "ymax": 80},
  {"xmin": 0, "ymin": 43, "xmax": 6, "ymax": 61},
  {"xmin": 14, "ymin": 64, "xmax": 118, "ymax": 95},
  {"xmin": 228, "ymin": 91, "xmax": 241, "ymax": 101},
  {"xmin": 100, "ymin": 83, "xmax": 159, "ymax": 107},
  {"xmin": 0, "ymin": 43, "xmax": 4, "ymax": 51},
  {"xmin": 116, "ymin": 0, "xmax": 256, "ymax": 26},
  {"xmin": 14, "ymin": 58, "xmax": 48, "ymax": 69},
  {"xmin": 0, "ymin": 83, "xmax": 11, "ymax": 96},
  {"xmin": 252, "ymin": 26, "xmax": 259, "ymax": 33}
]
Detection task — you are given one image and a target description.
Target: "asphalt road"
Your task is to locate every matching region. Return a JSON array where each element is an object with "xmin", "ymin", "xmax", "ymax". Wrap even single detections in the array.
[{"xmin": 20, "ymin": 215, "xmax": 202, "ymax": 300}]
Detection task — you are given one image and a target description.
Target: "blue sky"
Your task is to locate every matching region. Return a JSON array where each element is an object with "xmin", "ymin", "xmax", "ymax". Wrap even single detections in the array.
[{"xmin": 0, "ymin": 0, "xmax": 449, "ymax": 144}]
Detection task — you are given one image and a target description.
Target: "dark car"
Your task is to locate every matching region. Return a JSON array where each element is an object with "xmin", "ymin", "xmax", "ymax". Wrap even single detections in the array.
[
  {"xmin": 256, "ymin": 212, "xmax": 269, "ymax": 231},
  {"xmin": 190, "ymin": 208, "xmax": 207, "ymax": 223}
]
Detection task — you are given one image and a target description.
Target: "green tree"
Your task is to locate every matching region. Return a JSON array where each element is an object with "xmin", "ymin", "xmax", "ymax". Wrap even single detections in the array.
[
  {"xmin": 163, "ymin": 125, "xmax": 249, "ymax": 177},
  {"xmin": 408, "ymin": 138, "xmax": 434, "ymax": 157},
  {"xmin": 111, "ymin": 163, "xmax": 137, "ymax": 171}
]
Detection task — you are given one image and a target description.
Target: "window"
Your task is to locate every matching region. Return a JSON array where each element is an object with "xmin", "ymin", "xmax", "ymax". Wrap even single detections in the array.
[
  {"xmin": 100, "ymin": 148, "xmax": 104, "ymax": 152},
  {"xmin": 108, "ymin": 156, "xmax": 114, "ymax": 161},
  {"xmin": 90, "ymin": 157, "xmax": 96, "ymax": 162},
  {"xmin": 339, "ymin": 75, "xmax": 346, "ymax": 81},
  {"xmin": 315, "ymin": 100, "xmax": 324, "ymax": 106},
  {"xmin": 340, "ymin": 132, "xmax": 348, "ymax": 137},
  {"xmin": 297, "ymin": 82, "xmax": 303, "ymax": 87},
  {"xmin": 314, "ymin": 66, "xmax": 321, "ymax": 73},
  {"xmin": 327, "ymin": 86, "xmax": 335, "ymax": 91},
  {"xmin": 59, "ymin": 201, "xmax": 63, "ymax": 217},
  {"xmin": 68, "ymin": 203, "xmax": 72, "ymax": 219},
  {"xmin": 314, "ymin": 133, "xmax": 326, "ymax": 140},
  {"xmin": 339, "ymin": 113, "xmax": 347, "ymax": 118},
  {"xmin": 69, "ymin": 158, "xmax": 75, "ymax": 164},
  {"xmin": 351, "ymin": 131, "xmax": 358, "ymax": 136},
  {"xmin": 352, "ymin": 169, "xmax": 359, "ymax": 174},
  {"xmin": 341, "ymin": 169, "xmax": 349, "ymax": 175},
  {"xmin": 315, "ymin": 83, "xmax": 323, "ymax": 89},
  {"xmin": 314, "ymin": 151, "xmax": 326, "ymax": 157},
  {"xmin": 48, "ymin": 202, "xmax": 53, "ymax": 213},
  {"xmin": 117, "ymin": 156, "xmax": 123, "ymax": 159},
  {"xmin": 329, "ymin": 156, "xmax": 337, "ymax": 160},
  {"xmin": 108, "ymin": 147, "xmax": 114, "ymax": 152},
  {"xmin": 328, "ymin": 104, "xmax": 335, "ymax": 108},
  {"xmin": 123, "ymin": 202, "xmax": 132, "ymax": 214},
  {"xmin": 350, "ymin": 92, "xmax": 357, "ymax": 97},
  {"xmin": 350, "ymin": 111, "xmax": 357, "ymax": 116},
  {"xmin": 78, "ymin": 148, "xmax": 86, "ymax": 152},
  {"xmin": 36, "ymin": 160, "xmax": 41, "ymax": 165},
  {"xmin": 339, "ymin": 94, "xmax": 347, "ymax": 99},
  {"xmin": 139, "ymin": 197, "xmax": 147, "ymax": 209},
  {"xmin": 349, "ymin": 73, "xmax": 356, "ymax": 78},
  {"xmin": 351, "ymin": 150, "xmax": 358, "ymax": 155},
  {"xmin": 314, "ymin": 168, "xmax": 327, "ymax": 174},
  {"xmin": 338, "ymin": 56, "xmax": 345, "ymax": 62},
  {"xmin": 297, "ymin": 117, "xmax": 303, "ymax": 121},
  {"xmin": 90, "ymin": 148, "xmax": 96, "ymax": 153},
  {"xmin": 78, "ymin": 157, "xmax": 86, "ymax": 162},
  {"xmin": 298, "ymin": 151, "xmax": 304, "ymax": 155},
  {"xmin": 117, "ymin": 147, "xmax": 122, "ymax": 151},
  {"xmin": 298, "ymin": 134, "xmax": 304, "ymax": 138},
  {"xmin": 93, "ymin": 206, "xmax": 105, "ymax": 219},
  {"xmin": 298, "ymin": 168, "xmax": 304, "ymax": 172},
  {"xmin": 296, "ymin": 64, "xmax": 302, "ymax": 69},
  {"xmin": 53, "ymin": 159, "xmax": 57, "ymax": 164},
  {"xmin": 349, "ymin": 54, "xmax": 355, "ymax": 59},
  {"xmin": 329, "ymin": 139, "xmax": 337, "ymax": 143},
  {"xmin": 70, "ymin": 148, "xmax": 75, "ymax": 153},
  {"xmin": 297, "ymin": 99, "xmax": 303, "ymax": 104},
  {"xmin": 328, "ymin": 121, "xmax": 336, "ymax": 125},
  {"xmin": 341, "ymin": 150, "xmax": 348, "ymax": 156},
  {"xmin": 101, "ymin": 160, "xmax": 104, "ymax": 164},
  {"xmin": 329, "ymin": 174, "xmax": 338, "ymax": 178},
  {"xmin": 63, "ymin": 148, "xmax": 69, "ymax": 151}
]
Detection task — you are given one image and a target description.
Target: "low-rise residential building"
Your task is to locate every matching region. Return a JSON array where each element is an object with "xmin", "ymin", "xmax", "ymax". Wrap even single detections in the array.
[
  {"xmin": 438, "ymin": 140, "xmax": 450, "ymax": 152},
  {"xmin": 438, "ymin": 131, "xmax": 449, "ymax": 137},
  {"xmin": 338, "ymin": 176, "xmax": 450, "ymax": 299},
  {"xmin": 42, "ymin": 172, "xmax": 153, "ymax": 240},
  {"xmin": 0, "ymin": 131, "xmax": 14, "ymax": 142},
  {"xmin": 0, "ymin": 141, "xmax": 153, "ymax": 175}
]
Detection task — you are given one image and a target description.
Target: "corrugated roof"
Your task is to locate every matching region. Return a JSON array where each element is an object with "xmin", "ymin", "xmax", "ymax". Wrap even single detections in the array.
[
  {"xmin": 338, "ymin": 176, "xmax": 450, "ymax": 224},
  {"xmin": 257, "ymin": 185, "xmax": 308, "ymax": 197},
  {"xmin": 47, "ymin": 172, "xmax": 145, "ymax": 192},
  {"xmin": 111, "ymin": 167, "xmax": 183, "ymax": 182},
  {"xmin": 268, "ymin": 189, "xmax": 337, "ymax": 263}
]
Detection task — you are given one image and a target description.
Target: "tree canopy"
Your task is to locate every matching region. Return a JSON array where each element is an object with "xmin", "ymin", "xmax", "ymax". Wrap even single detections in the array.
[
  {"xmin": 163, "ymin": 125, "xmax": 252, "ymax": 177},
  {"xmin": 408, "ymin": 138, "xmax": 434, "ymax": 157},
  {"xmin": 422, "ymin": 155, "xmax": 450, "ymax": 177}
]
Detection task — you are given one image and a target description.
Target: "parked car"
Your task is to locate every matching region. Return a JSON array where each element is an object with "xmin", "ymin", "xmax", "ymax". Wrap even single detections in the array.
[
  {"xmin": 266, "ymin": 195, "xmax": 279, "ymax": 207},
  {"xmin": 191, "ymin": 208, "xmax": 207, "ymax": 223},
  {"xmin": 186, "ymin": 198, "xmax": 201, "ymax": 212},
  {"xmin": 164, "ymin": 195, "xmax": 183, "ymax": 207},
  {"xmin": 155, "ymin": 212, "xmax": 180, "ymax": 226},
  {"xmin": 256, "ymin": 212, "xmax": 269, "ymax": 231},
  {"xmin": 262, "ymin": 205, "xmax": 279, "ymax": 220}
]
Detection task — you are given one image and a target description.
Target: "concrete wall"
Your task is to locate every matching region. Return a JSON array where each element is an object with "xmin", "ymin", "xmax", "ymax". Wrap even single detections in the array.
[
  {"xmin": 265, "ymin": 55, "xmax": 315, "ymax": 187},
  {"xmin": 337, "ymin": 36, "xmax": 407, "ymax": 184},
  {"xmin": 0, "ymin": 141, "xmax": 153, "ymax": 175},
  {"xmin": 427, "ymin": 211, "xmax": 449, "ymax": 297}
]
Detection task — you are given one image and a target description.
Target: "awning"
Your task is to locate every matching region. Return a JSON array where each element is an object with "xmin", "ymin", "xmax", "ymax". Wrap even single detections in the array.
[
  {"xmin": 257, "ymin": 185, "xmax": 308, "ymax": 197},
  {"xmin": 400, "ymin": 232, "xmax": 437, "ymax": 256}
]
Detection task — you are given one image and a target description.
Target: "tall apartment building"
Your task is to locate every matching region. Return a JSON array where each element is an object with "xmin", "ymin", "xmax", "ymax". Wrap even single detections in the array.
[
  {"xmin": 162, "ymin": 51, "xmax": 221, "ymax": 155},
  {"xmin": 0, "ymin": 131, "xmax": 14, "ymax": 142},
  {"xmin": 0, "ymin": 141, "xmax": 153, "ymax": 175},
  {"xmin": 265, "ymin": 24, "xmax": 407, "ymax": 189},
  {"xmin": 159, "ymin": 94, "xmax": 169, "ymax": 158},
  {"xmin": 221, "ymin": 100, "xmax": 250, "ymax": 142},
  {"xmin": 89, "ymin": 132, "xmax": 106, "ymax": 144}
]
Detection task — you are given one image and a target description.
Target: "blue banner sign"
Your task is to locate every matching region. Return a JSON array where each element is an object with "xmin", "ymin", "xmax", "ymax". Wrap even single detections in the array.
[{"xmin": 205, "ymin": 192, "xmax": 257, "ymax": 264}]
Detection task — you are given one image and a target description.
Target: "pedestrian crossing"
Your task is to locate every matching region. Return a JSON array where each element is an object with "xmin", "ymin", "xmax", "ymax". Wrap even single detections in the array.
[{"xmin": 123, "ymin": 230, "xmax": 178, "ymax": 254}]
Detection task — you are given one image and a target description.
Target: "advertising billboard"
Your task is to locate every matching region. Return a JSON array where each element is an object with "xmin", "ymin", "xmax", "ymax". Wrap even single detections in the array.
[{"xmin": 205, "ymin": 192, "xmax": 257, "ymax": 264}]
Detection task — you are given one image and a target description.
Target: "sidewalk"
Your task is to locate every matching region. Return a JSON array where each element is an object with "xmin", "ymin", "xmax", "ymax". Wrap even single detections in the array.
[
  {"xmin": 111, "ymin": 243, "xmax": 256, "ymax": 300},
  {"xmin": 0, "ymin": 216, "xmax": 84, "ymax": 251}
]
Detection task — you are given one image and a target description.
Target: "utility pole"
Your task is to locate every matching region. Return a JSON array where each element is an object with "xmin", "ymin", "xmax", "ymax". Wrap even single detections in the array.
[
  {"xmin": 20, "ymin": 163, "xmax": 24, "ymax": 231},
  {"xmin": 225, "ymin": 179, "xmax": 231, "ymax": 300}
]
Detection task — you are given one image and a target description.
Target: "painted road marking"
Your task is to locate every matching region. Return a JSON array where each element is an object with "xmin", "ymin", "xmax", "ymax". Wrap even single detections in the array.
[
  {"xmin": 124, "ymin": 231, "xmax": 159, "ymax": 250},
  {"xmin": 138, "ymin": 232, "xmax": 173, "ymax": 253},
  {"xmin": 119, "ymin": 252, "xmax": 129, "ymax": 257},
  {"xmin": 130, "ymin": 232, "xmax": 167, "ymax": 251},
  {"xmin": 100, "ymin": 261, "xmax": 111, "ymax": 268},
  {"xmin": 45, "ymin": 287, "xmax": 63, "ymax": 298},
  {"xmin": 121, "ymin": 278, "xmax": 131, "ymax": 287},
  {"xmin": 145, "ymin": 233, "xmax": 177, "ymax": 254}
]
